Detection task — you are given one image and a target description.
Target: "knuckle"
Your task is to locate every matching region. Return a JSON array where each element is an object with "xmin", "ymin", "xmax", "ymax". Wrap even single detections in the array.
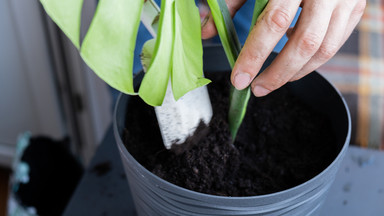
[
  {"xmin": 267, "ymin": 73, "xmax": 286, "ymax": 90},
  {"xmin": 290, "ymin": 72, "xmax": 307, "ymax": 82},
  {"xmin": 352, "ymin": 0, "xmax": 366, "ymax": 16},
  {"xmin": 239, "ymin": 48, "xmax": 266, "ymax": 66},
  {"xmin": 317, "ymin": 42, "xmax": 338, "ymax": 60},
  {"xmin": 297, "ymin": 33, "xmax": 322, "ymax": 57},
  {"xmin": 289, "ymin": 76, "xmax": 300, "ymax": 82},
  {"xmin": 264, "ymin": 7, "xmax": 291, "ymax": 33},
  {"xmin": 248, "ymin": 51, "xmax": 266, "ymax": 65}
]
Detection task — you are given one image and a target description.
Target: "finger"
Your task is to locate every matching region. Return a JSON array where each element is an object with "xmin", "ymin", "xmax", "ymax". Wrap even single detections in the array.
[
  {"xmin": 231, "ymin": 0, "xmax": 301, "ymax": 90},
  {"xmin": 341, "ymin": 0, "xmax": 366, "ymax": 43},
  {"xmin": 201, "ymin": 0, "xmax": 247, "ymax": 39},
  {"xmin": 251, "ymin": 0, "xmax": 335, "ymax": 97},
  {"xmin": 290, "ymin": 7, "xmax": 350, "ymax": 81},
  {"xmin": 291, "ymin": 0, "xmax": 366, "ymax": 81},
  {"xmin": 201, "ymin": 13, "xmax": 218, "ymax": 39}
]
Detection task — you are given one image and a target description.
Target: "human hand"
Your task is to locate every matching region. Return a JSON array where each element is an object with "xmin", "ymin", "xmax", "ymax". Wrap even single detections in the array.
[{"xmin": 201, "ymin": 0, "xmax": 366, "ymax": 97}]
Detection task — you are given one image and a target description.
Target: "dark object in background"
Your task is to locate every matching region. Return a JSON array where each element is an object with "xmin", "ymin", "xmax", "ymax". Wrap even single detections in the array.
[{"xmin": 14, "ymin": 136, "xmax": 83, "ymax": 216}]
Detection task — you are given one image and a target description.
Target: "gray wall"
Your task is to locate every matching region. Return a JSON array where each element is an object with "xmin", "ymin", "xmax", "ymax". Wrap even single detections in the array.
[{"xmin": 0, "ymin": 0, "xmax": 65, "ymax": 166}]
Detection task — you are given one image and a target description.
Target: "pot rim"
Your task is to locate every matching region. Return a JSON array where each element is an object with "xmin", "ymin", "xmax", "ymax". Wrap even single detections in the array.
[{"xmin": 113, "ymin": 70, "xmax": 351, "ymax": 200}]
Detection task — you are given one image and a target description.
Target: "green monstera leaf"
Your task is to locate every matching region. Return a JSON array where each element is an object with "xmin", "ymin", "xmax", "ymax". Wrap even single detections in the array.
[
  {"xmin": 138, "ymin": 0, "xmax": 174, "ymax": 106},
  {"xmin": 40, "ymin": 0, "xmax": 208, "ymax": 106},
  {"xmin": 139, "ymin": 0, "xmax": 209, "ymax": 106},
  {"xmin": 171, "ymin": 0, "xmax": 211, "ymax": 101},
  {"xmin": 40, "ymin": 0, "xmax": 83, "ymax": 49},
  {"xmin": 80, "ymin": 0, "xmax": 143, "ymax": 95}
]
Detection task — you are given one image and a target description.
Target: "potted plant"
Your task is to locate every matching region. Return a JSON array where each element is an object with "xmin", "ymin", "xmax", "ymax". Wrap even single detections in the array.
[
  {"xmin": 115, "ymin": 47, "xmax": 351, "ymax": 216},
  {"xmin": 40, "ymin": 0, "xmax": 351, "ymax": 215}
]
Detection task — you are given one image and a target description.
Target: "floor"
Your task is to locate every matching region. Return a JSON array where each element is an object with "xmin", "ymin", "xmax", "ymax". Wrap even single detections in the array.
[{"xmin": 0, "ymin": 167, "xmax": 10, "ymax": 216}]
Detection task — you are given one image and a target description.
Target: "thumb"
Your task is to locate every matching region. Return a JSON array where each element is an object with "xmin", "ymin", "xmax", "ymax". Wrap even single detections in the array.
[
  {"xmin": 201, "ymin": 0, "xmax": 247, "ymax": 39},
  {"xmin": 201, "ymin": 13, "xmax": 218, "ymax": 39}
]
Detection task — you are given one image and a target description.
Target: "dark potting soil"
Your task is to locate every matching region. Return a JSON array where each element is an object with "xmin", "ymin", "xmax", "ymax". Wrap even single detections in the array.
[{"xmin": 123, "ymin": 71, "xmax": 337, "ymax": 197}]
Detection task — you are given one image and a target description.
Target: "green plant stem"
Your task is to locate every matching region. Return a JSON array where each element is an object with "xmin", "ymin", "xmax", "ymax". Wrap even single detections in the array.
[
  {"xmin": 230, "ymin": 0, "xmax": 267, "ymax": 140},
  {"xmin": 251, "ymin": 0, "xmax": 268, "ymax": 28},
  {"xmin": 208, "ymin": 0, "xmax": 268, "ymax": 141},
  {"xmin": 207, "ymin": 0, "xmax": 240, "ymax": 68},
  {"xmin": 228, "ymin": 87, "xmax": 251, "ymax": 140}
]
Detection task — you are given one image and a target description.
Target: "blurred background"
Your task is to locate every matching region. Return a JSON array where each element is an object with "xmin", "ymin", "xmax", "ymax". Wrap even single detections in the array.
[
  {"xmin": 0, "ymin": 0, "xmax": 111, "ymax": 169},
  {"xmin": 0, "ymin": 1, "xmax": 111, "ymax": 215},
  {"xmin": 1, "ymin": 0, "xmax": 383, "ymax": 215}
]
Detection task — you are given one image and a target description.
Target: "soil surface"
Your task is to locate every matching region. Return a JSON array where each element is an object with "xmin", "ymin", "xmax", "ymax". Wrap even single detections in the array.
[{"xmin": 123, "ymin": 71, "xmax": 337, "ymax": 197}]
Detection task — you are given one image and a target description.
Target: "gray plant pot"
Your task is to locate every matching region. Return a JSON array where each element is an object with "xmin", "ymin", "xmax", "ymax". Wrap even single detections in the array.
[{"xmin": 113, "ymin": 46, "xmax": 351, "ymax": 216}]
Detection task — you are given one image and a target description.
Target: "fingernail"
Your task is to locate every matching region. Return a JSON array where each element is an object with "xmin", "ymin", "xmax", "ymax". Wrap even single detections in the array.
[
  {"xmin": 201, "ymin": 15, "xmax": 209, "ymax": 28},
  {"xmin": 253, "ymin": 85, "xmax": 271, "ymax": 97},
  {"xmin": 233, "ymin": 72, "xmax": 251, "ymax": 90}
]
